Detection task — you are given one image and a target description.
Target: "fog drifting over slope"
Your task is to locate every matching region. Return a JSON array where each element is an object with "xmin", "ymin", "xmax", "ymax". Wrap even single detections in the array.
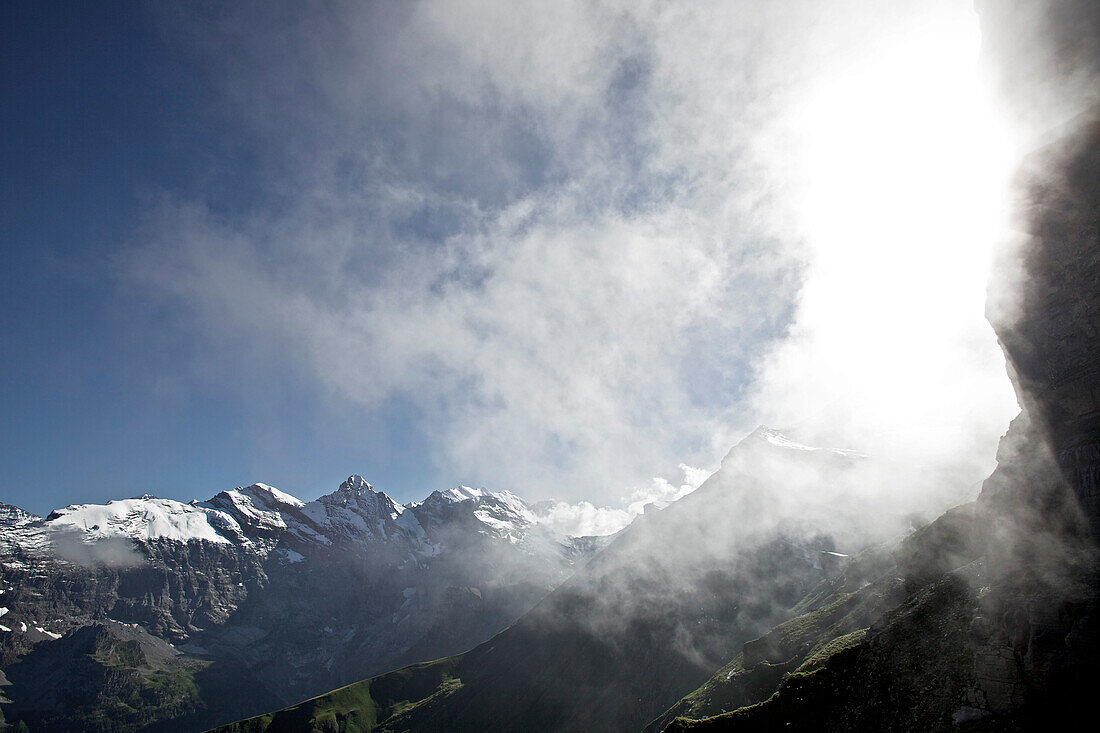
[{"xmin": 129, "ymin": 0, "xmax": 1019, "ymax": 521}]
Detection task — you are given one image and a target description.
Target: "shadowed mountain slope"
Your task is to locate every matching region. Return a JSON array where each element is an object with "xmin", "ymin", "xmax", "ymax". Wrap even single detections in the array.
[{"xmin": 215, "ymin": 427, "xmax": 972, "ymax": 733}]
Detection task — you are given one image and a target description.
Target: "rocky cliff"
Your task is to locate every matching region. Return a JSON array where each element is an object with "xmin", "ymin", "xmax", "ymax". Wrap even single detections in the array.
[{"xmin": 978, "ymin": 0, "xmax": 1100, "ymax": 533}]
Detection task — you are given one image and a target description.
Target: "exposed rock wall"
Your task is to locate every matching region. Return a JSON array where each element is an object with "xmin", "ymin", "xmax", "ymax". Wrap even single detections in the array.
[
  {"xmin": 979, "ymin": 0, "xmax": 1100, "ymax": 534},
  {"xmin": 971, "ymin": 0, "xmax": 1100, "ymax": 720}
]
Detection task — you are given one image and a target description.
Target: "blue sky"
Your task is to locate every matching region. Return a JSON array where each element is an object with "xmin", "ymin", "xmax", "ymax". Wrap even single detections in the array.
[
  {"xmin": 2, "ymin": 2, "xmax": 442, "ymax": 513},
  {"xmin": 2, "ymin": 1, "xmax": 1018, "ymax": 520}
]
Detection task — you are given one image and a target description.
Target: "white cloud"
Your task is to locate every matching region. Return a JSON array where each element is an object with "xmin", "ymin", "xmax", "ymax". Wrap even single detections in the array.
[
  {"xmin": 534, "ymin": 464, "xmax": 711, "ymax": 537},
  {"xmin": 745, "ymin": 7, "xmax": 1019, "ymax": 474},
  {"xmin": 129, "ymin": 0, "xmax": 1019, "ymax": 510},
  {"xmin": 535, "ymin": 501, "xmax": 633, "ymax": 539}
]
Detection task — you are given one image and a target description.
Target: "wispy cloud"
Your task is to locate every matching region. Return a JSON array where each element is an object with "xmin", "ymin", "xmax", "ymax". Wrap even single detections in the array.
[
  {"xmin": 128, "ymin": 0, "xmax": 1018, "ymax": 508},
  {"xmin": 535, "ymin": 463, "xmax": 711, "ymax": 537}
]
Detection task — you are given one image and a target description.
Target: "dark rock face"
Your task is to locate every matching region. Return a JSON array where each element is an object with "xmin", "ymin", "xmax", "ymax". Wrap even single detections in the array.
[
  {"xmin": 971, "ymin": 2, "xmax": 1100, "ymax": 714},
  {"xmin": 934, "ymin": 1, "xmax": 1100, "ymax": 717},
  {"xmin": 987, "ymin": 124, "xmax": 1100, "ymax": 531},
  {"xmin": 980, "ymin": 0, "xmax": 1100, "ymax": 534},
  {"xmin": 0, "ymin": 537, "xmax": 263, "ymax": 642},
  {"xmin": 964, "ymin": 414, "xmax": 1100, "ymax": 722}
]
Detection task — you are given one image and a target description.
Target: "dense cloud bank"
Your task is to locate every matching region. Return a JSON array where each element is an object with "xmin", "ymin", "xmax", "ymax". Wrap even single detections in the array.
[{"xmin": 130, "ymin": 0, "xmax": 1017, "ymax": 507}]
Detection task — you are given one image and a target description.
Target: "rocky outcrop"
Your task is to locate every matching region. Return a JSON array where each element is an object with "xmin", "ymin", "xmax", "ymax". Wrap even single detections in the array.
[
  {"xmin": 979, "ymin": 0, "xmax": 1100, "ymax": 535},
  {"xmin": 967, "ymin": 0, "xmax": 1100, "ymax": 719}
]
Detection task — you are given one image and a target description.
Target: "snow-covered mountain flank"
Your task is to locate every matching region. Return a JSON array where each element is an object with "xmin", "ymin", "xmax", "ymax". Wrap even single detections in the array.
[
  {"xmin": 0, "ymin": 475, "xmax": 611, "ymax": 730},
  {"xmin": 37, "ymin": 475, "xmax": 565, "ymax": 556}
]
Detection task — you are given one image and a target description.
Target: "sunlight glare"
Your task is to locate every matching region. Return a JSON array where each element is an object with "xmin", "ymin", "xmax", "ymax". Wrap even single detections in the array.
[{"xmin": 785, "ymin": 8, "xmax": 1017, "ymax": 454}]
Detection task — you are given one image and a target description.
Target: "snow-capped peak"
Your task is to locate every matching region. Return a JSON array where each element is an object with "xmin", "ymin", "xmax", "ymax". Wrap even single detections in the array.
[
  {"xmin": 296, "ymin": 475, "xmax": 425, "ymax": 546},
  {"xmin": 46, "ymin": 496, "xmax": 232, "ymax": 545},
  {"xmin": 742, "ymin": 426, "xmax": 866, "ymax": 457},
  {"xmin": 420, "ymin": 485, "xmax": 526, "ymax": 509},
  {"xmin": 437, "ymin": 486, "xmax": 490, "ymax": 503},
  {"xmin": 410, "ymin": 486, "xmax": 538, "ymax": 543},
  {"xmin": 0, "ymin": 503, "xmax": 40, "ymax": 527},
  {"xmin": 337, "ymin": 475, "xmax": 374, "ymax": 495},
  {"xmin": 245, "ymin": 483, "xmax": 305, "ymax": 508},
  {"xmin": 315, "ymin": 476, "xmax": 399, "ymax": 515},
  {"xmin": 199, "ymin": 482, "xmax": 308, "ymax": 537}
]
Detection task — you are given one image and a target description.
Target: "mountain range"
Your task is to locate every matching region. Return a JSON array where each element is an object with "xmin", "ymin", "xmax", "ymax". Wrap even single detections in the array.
[
  {"xmin": 3, "ymin": 423, "xmax": 937, "ymax": 732},
  {"xmin": 2, "ymin": 423, "xmax": 982, "ymax": 732},
  {"xmin": 0, "ymin": 476, "xmax": 610, "ymax": 730}
]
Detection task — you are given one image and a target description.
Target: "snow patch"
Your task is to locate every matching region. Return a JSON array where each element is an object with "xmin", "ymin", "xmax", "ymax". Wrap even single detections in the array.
[
  {"xmin": 278, "ymin": 548, "xmax": 305, "ymax": 564},
  {"xmin": 438, "ymin": 486, "xmax": 489, "ymax": 503},
  {"xmin": 752, "ymin": 426, "xmax": 866, "ymax": 457}
]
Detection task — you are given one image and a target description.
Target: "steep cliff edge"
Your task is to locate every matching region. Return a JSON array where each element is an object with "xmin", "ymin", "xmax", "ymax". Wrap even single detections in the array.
[
  {"xmin": 985, "ymin": 118, "xmax": 1100, "ymax": 533},
  {"xmin": 979, "ymin": 0, "xmax": 1100, "ymax": 533}
]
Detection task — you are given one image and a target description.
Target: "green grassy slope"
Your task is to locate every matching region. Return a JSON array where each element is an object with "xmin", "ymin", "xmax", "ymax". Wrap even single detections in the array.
[
  {"xmin": 209, "ymin": 656, "xmax": 463, "ymax": 733},
  {"xmin": 644, "ymin": 574, "xmax": 899, "ymax": 730},
  {"xmin": 663, "ymin": 573, "xmax": 980, "ymax": 733},
  {"xmin": 0, "ymin": 625, "xmax": 206, "ymax": 733},
  {"xmin": 645, "ymin": 505, "xmax": 977, "ymax": 731},
  {"xmin": 0, "ymin": 623, "xmax": 283, "ymax": 733}
]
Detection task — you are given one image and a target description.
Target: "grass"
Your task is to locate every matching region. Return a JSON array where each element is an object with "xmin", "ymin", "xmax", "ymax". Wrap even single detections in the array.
[
  {"xmin": 210, "ymin": 657, "xmax": 465, "ymax": 733},
  {"xmin": 662, "ymin": 574, "xmax": 977, "ymax": 732}
]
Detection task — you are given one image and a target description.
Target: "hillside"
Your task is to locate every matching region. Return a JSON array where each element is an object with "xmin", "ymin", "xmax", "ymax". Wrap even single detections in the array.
[{"xmin": 212, "ymin": 427, "xmax": 973, "ymax": 733}]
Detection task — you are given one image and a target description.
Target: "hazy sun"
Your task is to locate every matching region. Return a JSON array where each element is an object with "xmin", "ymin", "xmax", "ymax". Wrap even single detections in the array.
[{"xmin": 776, "ymin": 6, "xmax": 1018, "ymax": 456}]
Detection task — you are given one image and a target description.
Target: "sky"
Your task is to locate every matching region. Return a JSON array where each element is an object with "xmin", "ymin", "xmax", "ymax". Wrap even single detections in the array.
[{"xmin": 1, "ymin": 0, "xmax": 1020, "ymax": 524}]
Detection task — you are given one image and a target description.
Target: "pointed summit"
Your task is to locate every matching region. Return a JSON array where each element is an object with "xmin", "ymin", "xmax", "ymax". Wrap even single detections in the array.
[
  {"xmin": 741, "ymin": 425, "xmax": 862, "ymax": 454},
  {"xmin": 338, "ymin": 475, "xmax": 374, "ymax": 495}
]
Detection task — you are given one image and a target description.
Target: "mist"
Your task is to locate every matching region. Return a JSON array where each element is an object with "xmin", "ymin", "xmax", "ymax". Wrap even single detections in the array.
[
  {"xmin": 119, "ymin": 0, "xmax": 1020, "ymax": 520},
  {"xmin": 49, "ymin": 528, "xmax": 148, "ymax": 569}
]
